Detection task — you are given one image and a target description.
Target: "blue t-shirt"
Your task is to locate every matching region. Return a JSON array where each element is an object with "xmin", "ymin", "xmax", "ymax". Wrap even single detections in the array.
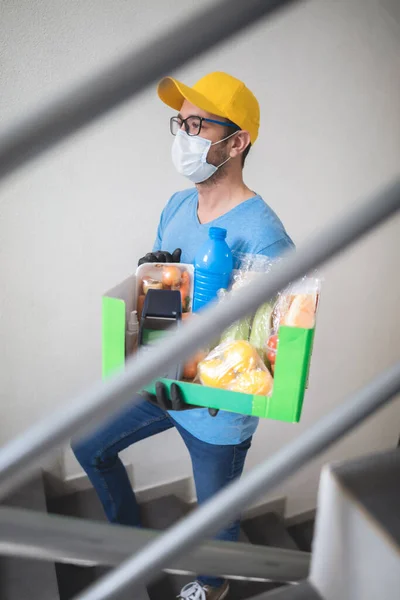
[{"xmin": 153, "ymin": 188, "xmax": 294, "ymax": 445}]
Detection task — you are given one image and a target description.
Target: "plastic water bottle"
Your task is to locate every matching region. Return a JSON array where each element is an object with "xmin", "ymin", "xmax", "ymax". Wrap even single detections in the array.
[{"xmin": 193, "ymin": 227, "xmax": 233, "ymax": 312}]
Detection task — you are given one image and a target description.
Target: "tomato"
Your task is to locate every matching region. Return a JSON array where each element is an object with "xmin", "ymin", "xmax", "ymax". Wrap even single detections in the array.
[
  {"xmin": 267, "ymin": 350, "xmax": 276, "ymax": 364},
  {"xmin": 267, "ymin": 334, "xmax": 279, "ymax": 350}
]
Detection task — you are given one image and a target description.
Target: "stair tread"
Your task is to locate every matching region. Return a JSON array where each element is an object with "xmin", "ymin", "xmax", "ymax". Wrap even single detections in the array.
[
  {"xmin": 247, "ymin": 581, "xmax": 321, "ymax": 599},
  {"xmin": 47, "ymin": 486, "xmax": 107, "ymax": 522},
  {"xmin": 140, "ymin": 494, "xmax": 190, "ymax": 529},
  {"xmin": 242, "ymin": 512, "xmax": 299, "ymax": 550},
  {"xmin": 41, "ymin": 485, "xmax": 106, "ymax": 599},
  {"xmin": 48, "ymin": 490, "xmax": 190, "ymax": 599},
  {"xmin": 140, "ymin": 495, "xmax": 196, "ymax": 598},
  {"xmin": 3, "ymin": 473, "xmax": 49, "ymax": 511},
  {"xmin": 47, "ymin": 489, "xmax": 303, "ymax": 599},
  {"xmin": 95, "ymin": 566, "xmax": 151, "ymax": 600},
  {"xmin": 0, "ymin": 556, "xmax": 61, "ymax": 600},
  {"xmin": 227, "ymin": 580, "xmax": 281, "ymax": 600}
]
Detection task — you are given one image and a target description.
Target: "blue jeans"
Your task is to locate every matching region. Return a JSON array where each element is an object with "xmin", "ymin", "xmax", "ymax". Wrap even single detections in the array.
[{"xmin": 72, "ymin": 397, "xmax": 252, "ymax": 588}]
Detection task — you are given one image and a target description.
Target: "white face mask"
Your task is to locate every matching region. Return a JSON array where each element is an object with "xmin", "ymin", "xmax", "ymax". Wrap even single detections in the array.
[{"xmin": 171, "ymin": 129, "xmax": 238, "ymax": 184}]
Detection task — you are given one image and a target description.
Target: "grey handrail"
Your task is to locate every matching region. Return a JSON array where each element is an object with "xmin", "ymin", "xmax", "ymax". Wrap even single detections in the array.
[
  {"xmin": 76, "ymin": 363, "xmax": 400, "ymax": 599},
  {"xmin": 0, "ymin": 0, "xmax": 301, "ymax": 182},
  {"xmin": 0, "ymin": 179, "xmax": 398, "ymax": 502},
  {"xmin": 0, "ymin": 507, "xmax": 310, "ymax": 583}
]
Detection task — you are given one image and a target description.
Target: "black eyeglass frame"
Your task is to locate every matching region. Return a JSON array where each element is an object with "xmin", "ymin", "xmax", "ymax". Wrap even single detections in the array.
[{"xmin": 170, "ymin": 115, "xmax": 239, "ymax": 136}]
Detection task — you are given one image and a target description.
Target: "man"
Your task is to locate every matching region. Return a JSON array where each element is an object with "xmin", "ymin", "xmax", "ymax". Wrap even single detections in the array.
[{"xmin": 72, "ymin": 72, "xmax": 294, "ymax": 600}]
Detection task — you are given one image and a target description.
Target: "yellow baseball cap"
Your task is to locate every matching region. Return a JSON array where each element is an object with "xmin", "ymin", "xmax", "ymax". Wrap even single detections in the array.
[{"xmin": 158, "ymin": 71, "xmax": 260, "ymax": 144}]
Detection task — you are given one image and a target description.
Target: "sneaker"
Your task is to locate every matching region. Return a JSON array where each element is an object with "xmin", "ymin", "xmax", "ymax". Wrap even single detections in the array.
[{"xmin": 178, "ymin": 580, "xmax": 229, "ymax": 600}]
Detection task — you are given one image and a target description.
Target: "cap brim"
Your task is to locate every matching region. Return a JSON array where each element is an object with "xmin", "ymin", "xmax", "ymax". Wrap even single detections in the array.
[{"xmin": 157, "ymin": 76, "xmax": 225, "ymax": 119}]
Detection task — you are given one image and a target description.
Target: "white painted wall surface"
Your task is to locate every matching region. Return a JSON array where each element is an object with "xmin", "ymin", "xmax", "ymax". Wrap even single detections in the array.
[{"xmin": 0, "ymin": 0, "xmax": 399, "ymax": 517}]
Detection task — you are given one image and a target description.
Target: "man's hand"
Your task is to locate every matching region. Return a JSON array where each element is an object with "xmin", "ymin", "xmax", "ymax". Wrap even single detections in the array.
[
  {"xmin": 141, "ymin": 382, "xmax": 219, "ymax": 417},
  {"xmin": 138, "ymin": 248, "xmax": 182, "ymax": 266}
]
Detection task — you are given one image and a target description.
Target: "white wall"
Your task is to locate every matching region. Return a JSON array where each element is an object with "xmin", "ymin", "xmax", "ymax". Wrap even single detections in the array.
[{"xmin": 0, "ymin": 0, "xmax": 399, "ymax": 517}]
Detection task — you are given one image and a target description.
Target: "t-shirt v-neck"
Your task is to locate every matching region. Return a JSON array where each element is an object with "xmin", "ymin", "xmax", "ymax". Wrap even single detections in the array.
[{"xmin": 193, "ymin": 191, "xmax": 261, "ymax": 228}]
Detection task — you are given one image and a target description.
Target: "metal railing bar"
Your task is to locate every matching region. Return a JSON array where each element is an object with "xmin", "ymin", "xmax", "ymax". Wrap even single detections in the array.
[
  {"xmin": 0, "ymin": 179, "xmax": 399, "ymax": 501},
  {"xmin": 0, "ymin": 507, "xmax": 310, "ymax": 582},
  {"xmin": 76, "ymin": 363, "xmax": 400, "ymax": 600},
  {"xmin": 0, "ymin": 0, "xmax": 301, "ymax": 183}
]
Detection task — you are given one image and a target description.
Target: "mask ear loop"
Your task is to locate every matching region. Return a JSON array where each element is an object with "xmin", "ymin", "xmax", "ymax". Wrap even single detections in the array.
[
  {"xmin": 210, "ymin": 129, "xmax": 241, "ymax": 168},
  {"xmin": 211, "ymin": 129, "xmax": 240, "ymax": 147}
]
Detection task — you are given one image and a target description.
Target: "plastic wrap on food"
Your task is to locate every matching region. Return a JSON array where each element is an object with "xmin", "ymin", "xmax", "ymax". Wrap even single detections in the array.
[
  {"xmin": 218, "ymin": 288, "xmax": 252, "ymax": 343},
  {"xmin": 141, "ymin": 276, "xmax": 163, "ymax": 295},
  {"xmin": 136, "ymin": 263, "xmax": 193, "ymax": 313},
  {"xmin": 233, "ymin": 252, "xmax": 277, "ymax": 275},
  {"xmin": 272, "ymin": 272, "xmax": 321, "ymax": 331},
  {"xmin": 249, "ymin": 301, "xmax": 275, "ymax": 362},
  {"xmin": 198, "ymin": 340, "xmax": 273, "ymax": 396},
  {"xmin": 218, "ymin": 253, "xmax": 277, "ymax": 344}
]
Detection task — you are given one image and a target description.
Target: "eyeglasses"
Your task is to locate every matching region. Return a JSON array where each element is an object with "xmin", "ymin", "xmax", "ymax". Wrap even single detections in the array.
[{"xmin": 170, "ymin": 115, "xmax": 239, "ymax": 137}]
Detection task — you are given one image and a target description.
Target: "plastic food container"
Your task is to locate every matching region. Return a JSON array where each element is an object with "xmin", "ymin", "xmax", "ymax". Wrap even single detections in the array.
[{"xmin": 136, "ymin": 263, "xmax": 194, "ymax": 314}]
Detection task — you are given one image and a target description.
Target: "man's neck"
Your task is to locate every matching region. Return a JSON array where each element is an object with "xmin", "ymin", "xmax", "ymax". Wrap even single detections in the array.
[{"xmin": 196, "ymin": 172, "xmax": 255, "ymax": 224}]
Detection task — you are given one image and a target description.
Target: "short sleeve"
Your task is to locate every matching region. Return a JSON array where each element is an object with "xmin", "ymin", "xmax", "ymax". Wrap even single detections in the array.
[
  {"xmin": 152, "ymin": 220, "xmax": 163, "ymax": 252},
  {"xmin": 259, "ymin": 236, "xmax": 295, "ymax": 259}
]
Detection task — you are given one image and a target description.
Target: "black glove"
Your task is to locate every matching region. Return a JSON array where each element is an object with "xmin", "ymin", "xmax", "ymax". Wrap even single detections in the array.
[
  {"xmin": 138, "ymin": 248, "xmax": 182, "ymax": 266},
  {"xmin": 141, "ymin": 381, "xmax": 219, "ymax": 417}
]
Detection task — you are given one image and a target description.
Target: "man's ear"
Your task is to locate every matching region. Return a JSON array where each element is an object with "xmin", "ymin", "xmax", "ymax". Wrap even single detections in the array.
[{"xmin": 229, "ymin": 130, "xmax": 251, "ymax": 159}]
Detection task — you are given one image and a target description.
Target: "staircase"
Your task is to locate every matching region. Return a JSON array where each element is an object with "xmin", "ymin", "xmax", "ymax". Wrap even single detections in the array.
[
  {"xmin": 1, "ymin": 449, "xmax": 398, "ymax": 600},
  {"xmin": 46, "ymin": 487, "xmax": 312, "ymax": 600},
  {"xmin": 1, "ymin": 447, "xmax": 398, "ymax": 599}
]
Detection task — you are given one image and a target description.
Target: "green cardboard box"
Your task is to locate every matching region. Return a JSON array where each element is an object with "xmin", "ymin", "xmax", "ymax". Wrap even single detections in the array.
[{"xmin": 102, "ymin": 274, "xmax": 315, "ymax": 422}]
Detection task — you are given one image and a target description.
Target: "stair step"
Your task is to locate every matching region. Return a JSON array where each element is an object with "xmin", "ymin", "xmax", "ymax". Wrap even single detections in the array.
[
  {"xmin": 0, "ymin": 474, "xmax": 60, "ymax": 600},
  {"xmin": 247, "ymin": 581, "xmax": 321, "ymax": 599},
  {"xmin": 226, "ymin": 581, "xmax": 285, "ymax": 600},
  {"xmin": 48, "ymin": 490, "xmax": 188, "ymax": 600},
  {"xmin": 235, "ymin": 512, "xmax": 301, "ymax": 599},
  {"xmin": 53, "ymin": 563, "xmax": 98, "ymax": 600},
  {"xmin": 242, "ymin": 512, "xmax": 299, "ymax": 551},
  {"xmin": 140, "ymin": 494, "xmax": 191, "ymax": 529},
  {"xmin": 93, "ymin": 566, "xmax": 151, "ymax": 600},
  {"xmin": 55, "ymin": 565, "xmax": 150, "ymax": 600},
  {"xmin": 238, "ymin": 527, "xmax": 250, "ymax": 543},
  {"xmin": 287, "ymin": 519, "xmax": 315, "ymax": 553},
  {"xmin": 47, "ymin": 486, "xmax": 107, "ymax": 522},
  {"xmin": 139, "ymin": 495, "xmax": 194, "ymax": 599},
  {"xmin": 48, "ymin": 486, "xmax": 115, "ymax": 598},
  {"xmin": 48, "ymin": 486, "xmax": 139, "ymax": 598},
  {"xmin": 140, "ymin": 499, "xmax": 287, "ymax": 600},
  {"xmin": 46, "ymin": 488, "xmax": 306, "ymax": 600}
]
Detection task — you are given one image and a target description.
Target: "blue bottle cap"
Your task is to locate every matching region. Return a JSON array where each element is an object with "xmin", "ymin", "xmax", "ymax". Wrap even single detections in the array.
[{"xmin": 209, "ymin": 227, "xmax": 227, "ymax": 240}]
